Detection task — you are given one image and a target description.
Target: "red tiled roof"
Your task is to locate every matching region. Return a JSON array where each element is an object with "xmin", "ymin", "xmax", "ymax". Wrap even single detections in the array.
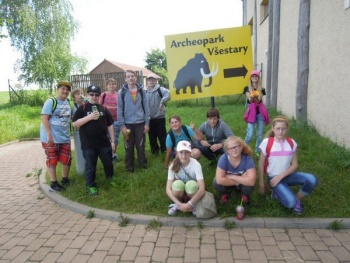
[{"xmin": 90, "ymin": 59, "xmax": 162, "ymax": 79}]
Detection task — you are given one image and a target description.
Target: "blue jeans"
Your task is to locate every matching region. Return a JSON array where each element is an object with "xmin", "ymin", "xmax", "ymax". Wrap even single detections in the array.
[
  {"xmin": 113, "ymin": 121, "xmax": 120, "ymax": 146},
  {"xmin": 244, "ymin": 113, "xmax": 264, "ymax": 153},
  {"xmin": 82, "ymin": 146, "xmax": 114, "ymax": 187},
  {"xmin": 268, "ymin": 172, "xmax": 318, "ymax": 208}
]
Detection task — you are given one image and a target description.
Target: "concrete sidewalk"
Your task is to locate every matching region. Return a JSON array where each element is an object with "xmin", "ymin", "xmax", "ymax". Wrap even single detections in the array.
[{"xmin": 0, "ymin": 140, "xmax": 349, "ymax": 262}]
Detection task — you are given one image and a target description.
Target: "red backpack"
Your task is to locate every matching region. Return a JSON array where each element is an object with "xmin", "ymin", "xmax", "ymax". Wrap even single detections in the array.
[{"xmin": 263, "ymin": 137, "xmax": 294, "ymax": 174}]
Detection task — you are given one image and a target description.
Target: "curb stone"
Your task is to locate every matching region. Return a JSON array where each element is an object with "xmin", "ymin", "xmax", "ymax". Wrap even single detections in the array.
[{"xmin": 39, "ymin": 171, "xmax": 350, "ymax": 229}]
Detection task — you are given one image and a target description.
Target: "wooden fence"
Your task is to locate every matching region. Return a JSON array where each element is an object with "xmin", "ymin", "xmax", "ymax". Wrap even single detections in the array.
[{"xmin": 70, "ymin": 71, "xmax": 143, "ymax": 93}]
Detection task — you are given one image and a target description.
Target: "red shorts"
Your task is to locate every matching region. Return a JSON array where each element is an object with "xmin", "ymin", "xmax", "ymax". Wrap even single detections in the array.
[{"xmin": 42, "ymin": 142, "xmax": 72, "ymax": 167}]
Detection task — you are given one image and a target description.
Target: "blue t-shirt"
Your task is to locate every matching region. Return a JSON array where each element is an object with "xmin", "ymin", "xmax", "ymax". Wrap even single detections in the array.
[
  {"xmin": 165, "ymin": 125, "xmax": 195, "ymax": 149},
  {"xmin": 217, "ymin": 153, "xmax": 255, "ymax": 175},
  {"xmin": 40, "ymin": 98, "xmax": 72, "ymax": 143}
]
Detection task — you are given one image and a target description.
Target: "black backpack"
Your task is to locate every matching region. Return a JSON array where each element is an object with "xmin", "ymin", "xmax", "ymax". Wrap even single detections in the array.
[{"xmin": 168, "ymin": 125, "xmax": 191, "ymax": 149}]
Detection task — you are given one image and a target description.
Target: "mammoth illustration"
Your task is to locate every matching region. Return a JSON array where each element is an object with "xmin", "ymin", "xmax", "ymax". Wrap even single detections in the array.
[{"xmin": 173, "ymin": 53, "xmax": 218, "ymax": 94}]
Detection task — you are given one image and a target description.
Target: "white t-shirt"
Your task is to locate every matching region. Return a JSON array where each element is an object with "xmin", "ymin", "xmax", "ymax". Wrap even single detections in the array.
[
  {"xmin": 259, "ymin": 138, "xmax": 297, "ymax": 177},
  {"xmin": 168, "ymin": 157, "xmax": 204, "ymax": 182}
]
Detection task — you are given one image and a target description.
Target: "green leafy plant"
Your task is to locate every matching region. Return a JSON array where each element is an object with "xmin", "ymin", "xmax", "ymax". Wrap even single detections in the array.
[
  {"xmin": 328, "ymin": 220, "xmax": 344, "ymax": 231},
  {"xmin": 224, "ymin": 219, "xmax": 236, "ymax": 230},
  {"xmin": 197, "ymin": 221, "xmax": 204, "ymax": 230},
  {"xmin": 86, "ymin": 210, "xmax": 95, "ymax": 219},
  {"xmin": 118, "ymin": 213, "xmax": 130, "ymax": 227},
  {"xmin": 146, "ymin": 219, "xmax": 162, "ymax": 231}
]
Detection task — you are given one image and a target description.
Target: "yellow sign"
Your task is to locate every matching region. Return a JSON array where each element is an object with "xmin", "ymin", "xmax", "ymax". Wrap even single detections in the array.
[{"xmin": 165, "ymin": 26, "xmax": 253, "ymax": 101}]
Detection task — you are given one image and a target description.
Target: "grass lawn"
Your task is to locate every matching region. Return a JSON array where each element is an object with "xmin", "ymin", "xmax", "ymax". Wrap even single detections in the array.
[{"xmin": 1, "ymin": 91, "xmax": 349, "ymax": 218}]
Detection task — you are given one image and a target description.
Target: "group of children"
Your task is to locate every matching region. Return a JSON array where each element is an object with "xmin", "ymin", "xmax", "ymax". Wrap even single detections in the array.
[
  {"xmin": 165, "ymin": 70, "xmax": 317, "ymax": 217},
  {"xmin": 40, "ymin": 70, "xmax": 318, "ymax": 216}
]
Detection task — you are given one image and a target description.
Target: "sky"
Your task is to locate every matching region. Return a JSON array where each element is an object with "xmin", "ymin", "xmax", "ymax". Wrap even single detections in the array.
[{"xmin": 0, "ymin": 0, "xmax": 243, "ymax": 91}]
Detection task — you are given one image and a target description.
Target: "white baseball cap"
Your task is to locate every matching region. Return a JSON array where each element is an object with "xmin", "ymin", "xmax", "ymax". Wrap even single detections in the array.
[{"xmin": 176, "ymin": 140, "xmax": 192, "ymax": 152}]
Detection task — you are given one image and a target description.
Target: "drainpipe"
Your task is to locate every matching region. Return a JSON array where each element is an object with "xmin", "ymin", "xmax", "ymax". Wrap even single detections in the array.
[
  {"xmin": 296, "ymin": 0, "xmax": 310, "ymax": 121},
  {"xmin": 265, "ymin": 0, "xmax": 274, "ymax": 106},
  {"xmin": 253, "ymin": 0, "xmax": 258, "ymax": 68},
  {"xmin": 271, "ymin": 0, "xmax": 280, "ymax": 108},
  {"xmin": 242, "ymin": 0, "xmax": 247, "ymax": 25}
]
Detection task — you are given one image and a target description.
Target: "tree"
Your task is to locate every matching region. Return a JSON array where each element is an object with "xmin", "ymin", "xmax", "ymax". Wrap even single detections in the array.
[
  {"xmin": 0, "ymin": 0, "xmax": 87, "ymax": 92},
  {"xmin": 144, "ymin": 48, "xmax": 168, "ymax": 88}
]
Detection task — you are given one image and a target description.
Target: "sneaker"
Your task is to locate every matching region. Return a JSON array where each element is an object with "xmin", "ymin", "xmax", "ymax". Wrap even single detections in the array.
[
  {"xmin": 293, "ymin": 200, "xmax": 303, "ymax": 215},
  {"xmin": 61, "ymin": 177, "xmax": 70, "ymax": 187},
  {"xmin": 49, "ymin": 182, "xmax": 65, "ymax": 192},
  {"xmin": 241, "ymin": 194, "xmax": 251, "ymax": 205},
  {"xmin": 87, "ymin": 186, "xmax": 99, "ymax": 197},
  {"xmin": 168, "ymin": 204, "xmax": 179, "ymax": 215},
  {"xmin": 271, "ymin": 191, "xmax": 278, "ymax": 200},
  {"xmin": 220, "ymin": 194, "xmax": 229, "ymax": 204}
]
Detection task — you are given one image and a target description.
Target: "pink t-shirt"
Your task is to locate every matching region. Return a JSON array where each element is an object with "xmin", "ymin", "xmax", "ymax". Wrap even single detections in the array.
[{"xmin": 99, "ymin": 92, "xmax": 118, "ymax": 121}]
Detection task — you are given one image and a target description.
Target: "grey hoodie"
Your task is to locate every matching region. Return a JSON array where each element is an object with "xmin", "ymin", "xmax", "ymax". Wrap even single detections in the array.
[
  {"xmin": 117, "ymin": 84, "xmax": 150, "ymax": 127},
  {"xmin": 146, "ymin": 84, "xmax": 171, "ymax": 119}
]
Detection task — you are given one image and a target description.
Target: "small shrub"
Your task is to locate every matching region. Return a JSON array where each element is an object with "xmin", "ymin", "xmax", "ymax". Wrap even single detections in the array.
[
  {"xmin": 146, "ymin": 219, "xmax": 162, "ymax": 231},
  {"xmin": 118, "ymin": 213, "xmax": 130, "ymax": 227},
  {"xmin": 197, "ymin": 221, "xmax": 204, "ymax": 230},
  {"xmin": 328, "ymin": 220, "xmax": 344, "ymax": 231},
  {"xmin": 86, "ymin": 210, "xmax": 95, "ymax": 219},
  {"xmin": 224, "ymin": 219, "xmax": 236, "ymax": 230}
]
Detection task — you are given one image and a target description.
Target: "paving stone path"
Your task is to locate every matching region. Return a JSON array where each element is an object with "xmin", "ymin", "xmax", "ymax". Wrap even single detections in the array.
[{"xmin": 0, "ymin": 140, "xmax": 350, "ymax": 262}]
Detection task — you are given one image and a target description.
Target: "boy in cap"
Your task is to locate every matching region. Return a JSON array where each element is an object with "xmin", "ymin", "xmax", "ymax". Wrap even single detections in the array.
[
  {"xmin": 40, "ymin": 80, "xmax": 73, "ymax": 192},
  {"xmin": 146, "ymin": 74, "xmax": 170, "ymax": 155},
  {"xmin": 72, "ymin": 85, "xmax": 115, "ymax": 196}
]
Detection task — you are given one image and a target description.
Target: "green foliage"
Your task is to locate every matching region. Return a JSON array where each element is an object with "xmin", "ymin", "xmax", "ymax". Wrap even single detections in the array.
[
  {"xmin": 197, "ymin": 221, "xmax": 204, "ymax": 230},
  {"xmin": 328, "ymin": 220, "xmax": 344, "ymax": 231},
  {"xmin": 146, "ymin": 219, "xmax": 163, "ymax": 231},
  {"xmin": 144, "ymin": 48, "xmax": 168, "ymax": 88},
  {"xmin": 1, "ymin": 0, "xmax": 87, "ymax": 90},
  {"xmin": 86, "ymin": 210, "xmax": 95, "ymax": 219},
  {"xmin": 118, "ymin": 213, "xmax": 130, "ymax": 227},
  {"xmin": 10, "ymin": 87, "xmax": 50, "ymax": 106},
  {"xmin": 224, "ymin": 219, "xmax": 236, "ymax": 230}
]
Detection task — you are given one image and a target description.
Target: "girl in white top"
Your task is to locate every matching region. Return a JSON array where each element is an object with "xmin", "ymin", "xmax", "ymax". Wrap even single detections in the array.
[
  {"xmin": 258, "ymin": 116, "xmax": 318, "ymax": 214},
  {"xmin": 166, "ymin": 140, "xmax": 205, "ymax": 215}
]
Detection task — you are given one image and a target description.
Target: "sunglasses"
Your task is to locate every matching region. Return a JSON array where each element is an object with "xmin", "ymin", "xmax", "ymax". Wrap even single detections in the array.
[{"xmin": 89, "ymin": 93, "xmax": 100, "ymax": 97}]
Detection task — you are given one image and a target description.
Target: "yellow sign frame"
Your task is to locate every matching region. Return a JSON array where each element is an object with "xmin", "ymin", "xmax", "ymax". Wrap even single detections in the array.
[{"xmin": 165, "ymin": 26, "xmax": 253, "ymax": 101}]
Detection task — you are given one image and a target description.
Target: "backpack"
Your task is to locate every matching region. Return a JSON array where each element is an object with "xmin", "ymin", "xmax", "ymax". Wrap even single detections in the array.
[
  {"xmin": 100, "ymin": 92, "xmax": 107, "ymax": 105},
  {"xmin": 263, "ymin": 137, "xmax": 294, "ymax": 174},
  {"xmin": 121, "ymin": 87, "xmax": 145, "ymax": 117},
  {"xmin": 51, "ymin": 97, "xmax": 74, "ymax": 113},
  {"xmin": 146, "ymin": 88, "xmax": 165, "ymax": 105},
  {"xmin": 50, "ymin": 97, "xmax": 74, "ymax": 132},
  {"xmin": 168, "ymin": 125, "xmax": 192, "ymax": 149}
]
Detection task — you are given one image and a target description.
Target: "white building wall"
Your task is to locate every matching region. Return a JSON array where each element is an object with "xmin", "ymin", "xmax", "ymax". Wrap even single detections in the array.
[
  {"xmin": 276, "ymin": 1, "xmax": 299, "ymax": 116},
  {"xmin": 247, "ymin": 0, "xmax": 350, "ymax": 148},
  {"xmin": 308, "ymin": 1, "xmax": 350, "ymax": 148}
]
